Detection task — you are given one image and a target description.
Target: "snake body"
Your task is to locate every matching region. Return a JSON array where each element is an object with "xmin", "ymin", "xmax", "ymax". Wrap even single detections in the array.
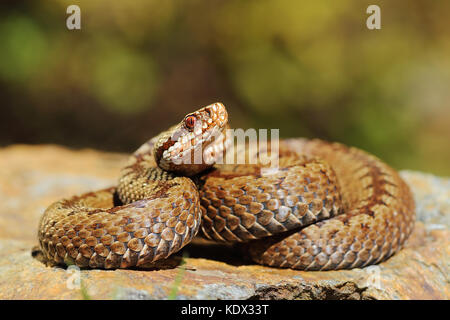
[{"xmin": 38, "ymin": 103, "xmax": 415, "ymax": 270}]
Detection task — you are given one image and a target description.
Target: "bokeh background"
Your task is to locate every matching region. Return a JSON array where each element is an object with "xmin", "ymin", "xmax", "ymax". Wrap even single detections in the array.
[{"xmin": 0, "ymin": 0, "xmax": 449, "ymax": 175}]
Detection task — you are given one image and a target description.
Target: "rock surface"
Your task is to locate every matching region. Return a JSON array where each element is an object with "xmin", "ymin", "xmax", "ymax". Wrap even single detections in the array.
[{"xmin": 0, "ymin": 144, "xmax": 448, "ymax": 300}]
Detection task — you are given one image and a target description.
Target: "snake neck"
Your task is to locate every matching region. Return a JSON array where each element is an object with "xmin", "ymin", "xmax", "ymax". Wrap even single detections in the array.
[{"xmin": 117, "ymin": 153, "xmax": 180, "ymax": 205}]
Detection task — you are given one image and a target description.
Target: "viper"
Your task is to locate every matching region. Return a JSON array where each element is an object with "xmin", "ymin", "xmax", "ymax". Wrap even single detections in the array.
[{"xmin": 38, "ymin": 102, "xmax": 415, "ymax": 270}]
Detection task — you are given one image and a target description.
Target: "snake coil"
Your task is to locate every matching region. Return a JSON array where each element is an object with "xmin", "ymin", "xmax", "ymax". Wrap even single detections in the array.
[{"xmin": 38, "ymin": 103, "xmax": 415, "ymax": 270}]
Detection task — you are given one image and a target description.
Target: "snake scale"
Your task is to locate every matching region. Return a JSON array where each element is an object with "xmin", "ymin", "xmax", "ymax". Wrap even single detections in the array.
[{"xmin": 38, "ymin": 103, "xmax": 415, "ymax": 270}]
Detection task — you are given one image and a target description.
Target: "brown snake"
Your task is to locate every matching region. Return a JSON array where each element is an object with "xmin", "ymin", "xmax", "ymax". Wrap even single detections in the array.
[{"xmin": 38, "ymin": 103, "xmax": 415, "ymax": 270}]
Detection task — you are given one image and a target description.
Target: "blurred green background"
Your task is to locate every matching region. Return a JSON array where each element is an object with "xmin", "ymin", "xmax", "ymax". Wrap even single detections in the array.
[{"xmin": 0, "ymin": 0, "xmax": 449, "ymax": 175}]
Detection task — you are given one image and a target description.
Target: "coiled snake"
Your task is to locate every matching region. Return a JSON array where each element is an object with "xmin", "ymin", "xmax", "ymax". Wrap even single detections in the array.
[{"xmin": 38, "ymin": 103, "xmax": 415, "ymax": 270}]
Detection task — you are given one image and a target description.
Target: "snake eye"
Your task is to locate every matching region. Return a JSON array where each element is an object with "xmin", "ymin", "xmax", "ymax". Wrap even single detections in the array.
[{"xmin": 185, "ymin": 115, "xmax": 196, "ymax": 129}]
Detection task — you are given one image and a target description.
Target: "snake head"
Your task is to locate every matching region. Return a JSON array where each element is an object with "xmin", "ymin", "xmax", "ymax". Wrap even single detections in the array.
[{"xmin": 154, "ymin": 102, "xmax": 229, "ymax": 176}]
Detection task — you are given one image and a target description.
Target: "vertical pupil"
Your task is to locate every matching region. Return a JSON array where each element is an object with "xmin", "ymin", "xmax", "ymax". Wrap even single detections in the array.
[{"xmin": 187, "ymin": 116, "xmax": 195, "ymax": 127}]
